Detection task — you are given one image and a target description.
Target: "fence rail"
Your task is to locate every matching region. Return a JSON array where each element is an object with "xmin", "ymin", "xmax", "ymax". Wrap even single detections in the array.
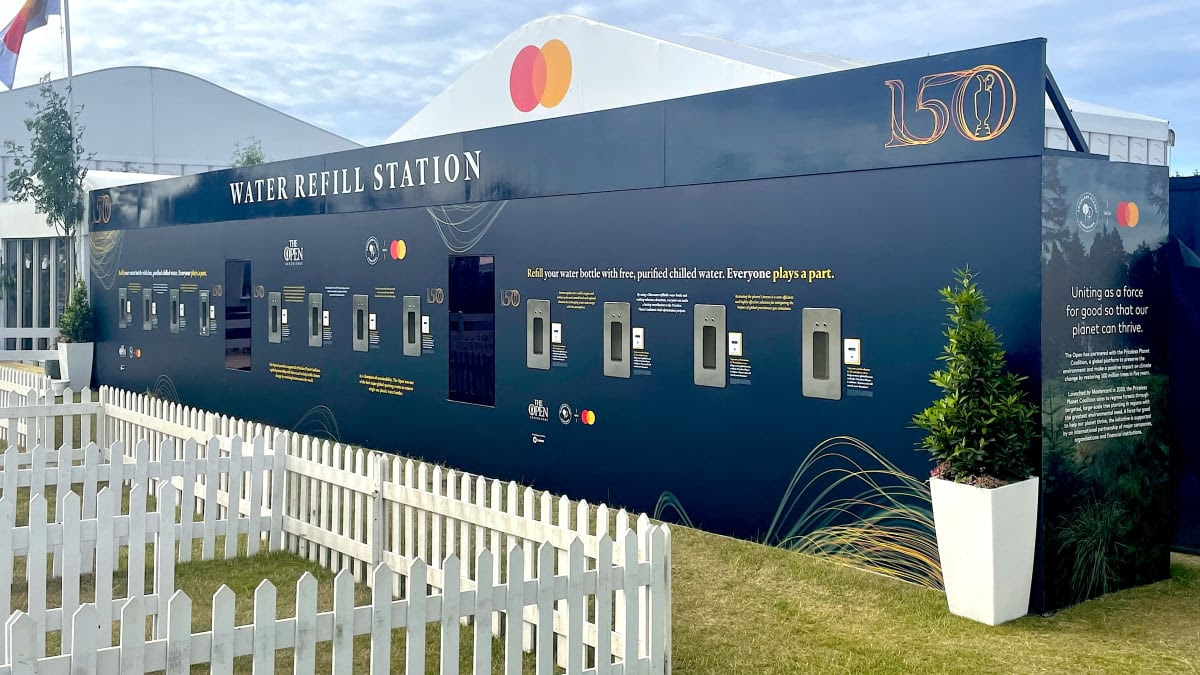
[
  {"xmin": 0, "ymin": 365, "xmax": 671, "ymax": 673},
  {"xmin": 0, "ymin": 330, "xmax": 61, "ymax": 362}
]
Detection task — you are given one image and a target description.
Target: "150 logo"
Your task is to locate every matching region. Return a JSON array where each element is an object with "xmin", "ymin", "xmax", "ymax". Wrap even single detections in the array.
[
  {"xmin": 885, "ymin": 65, "xmax": 1016, "ymax": 147},
  {"xmin": 91, "ymin": 194, "xmax": 112, "ymax": 224}
]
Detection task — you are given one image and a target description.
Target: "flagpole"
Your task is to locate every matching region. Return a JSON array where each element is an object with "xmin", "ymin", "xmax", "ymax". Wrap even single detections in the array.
[
  {"xmin": 62, "ymin": 0, "xmax": 73, "ymax": 82},
  {"xmin": 61, "ymin": 0, "xmax": 82, "ymax": 288}
]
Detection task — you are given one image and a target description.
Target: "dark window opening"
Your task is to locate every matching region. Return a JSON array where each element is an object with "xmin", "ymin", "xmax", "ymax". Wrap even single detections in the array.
[
  {"xmin": 225, "ymin": 260, "xmax": 252, "ymax": 371},
  {"xmin": 448, "ymin": 255, "xmax": 495, "ymax": 406}
]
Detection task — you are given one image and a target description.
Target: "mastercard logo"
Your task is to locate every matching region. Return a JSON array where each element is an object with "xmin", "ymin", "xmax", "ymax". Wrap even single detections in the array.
[
  {"xmin": 1116, "ymin": 202, "xmax": 1139, "ymax": 228},
  {"xmin": 580, "ymin": 409, "xmax": 596, "ymax": 426},
  {"xmin": 509, "ymin": 39, "xmax": 572, "ymax": 112},
  {"xmin": 389, "ymin": 240, "xmax": 407, "ymax": 260}
]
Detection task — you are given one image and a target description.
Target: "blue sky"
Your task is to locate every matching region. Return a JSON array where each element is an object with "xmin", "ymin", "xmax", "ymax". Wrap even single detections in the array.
[{"xmin": 6, "ymin": 0, "xmax": 1199, "ymax": 173}]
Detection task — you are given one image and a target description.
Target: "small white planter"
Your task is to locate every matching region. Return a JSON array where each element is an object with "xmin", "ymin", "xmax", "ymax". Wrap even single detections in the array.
[
  {"xmin": 931, "ymin": 475, "xmax": 1039, "ymax": 625},
  {"xmin": 57, "ymin": 341, "xmax": 94, "ymax": 392}
]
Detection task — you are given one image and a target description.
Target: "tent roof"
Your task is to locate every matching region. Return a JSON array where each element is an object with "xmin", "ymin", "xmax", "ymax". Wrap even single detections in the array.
[{"xmin": 386, "ymin": 14, "xmax": 1169, "ymax": 153}]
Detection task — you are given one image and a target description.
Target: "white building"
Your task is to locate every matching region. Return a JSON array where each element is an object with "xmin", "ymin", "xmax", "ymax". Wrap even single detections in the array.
[{"xmin": 0, "ymin": 66, "xmax": 360, "ymax": 354}]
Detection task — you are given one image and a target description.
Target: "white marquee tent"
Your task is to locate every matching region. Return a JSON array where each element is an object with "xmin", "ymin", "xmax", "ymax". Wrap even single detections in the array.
[{"xmin": 388, "ymin": 15, "xmax": 1171, "ymax": 166}]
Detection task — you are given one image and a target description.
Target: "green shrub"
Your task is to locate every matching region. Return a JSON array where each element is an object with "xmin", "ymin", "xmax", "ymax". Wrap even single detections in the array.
[
  {"xmin": 912, "ymin": 267, "xmax": 1037, "ymax": 485},
  {"xmin": 1057, "ymin": 498, "xmax": 1130, "ymax": 601},
  {"xmin": 58, "ymin": 277, "xmax": 95, "ymax": 343}
]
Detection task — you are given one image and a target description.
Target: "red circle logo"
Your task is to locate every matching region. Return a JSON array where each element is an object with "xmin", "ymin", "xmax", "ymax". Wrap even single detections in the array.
[
  {"xmin": 510, "ymin": 40, "xmax": 572, "ymax": 112},
  {"xmin": 1116, "ymin": 202, "xmax": 1139, "ymax": 228},
  {"xmin": 389, "ymin": 240, "xmax": 407, "ymax": 260}
]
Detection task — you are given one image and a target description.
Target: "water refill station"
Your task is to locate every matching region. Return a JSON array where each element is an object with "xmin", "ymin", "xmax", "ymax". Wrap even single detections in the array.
[{"xmin": 89, "ymin": 38, "xmax": 1176, "ymax": 613}]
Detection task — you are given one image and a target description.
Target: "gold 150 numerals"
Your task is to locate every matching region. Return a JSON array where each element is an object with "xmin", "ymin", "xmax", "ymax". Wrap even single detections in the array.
[{"xmin": 886, "ymin": 65, "xmax": 1016, "ymax": 148}]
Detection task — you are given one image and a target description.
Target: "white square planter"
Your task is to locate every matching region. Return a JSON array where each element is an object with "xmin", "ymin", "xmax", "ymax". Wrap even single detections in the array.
[
  {"xmin": 931, "ymin": 475, "xmax": 1039, "ymax": 625},
  {"xmin": 57, "ymin": 341, "xmax": 94, "ymax": 392}
]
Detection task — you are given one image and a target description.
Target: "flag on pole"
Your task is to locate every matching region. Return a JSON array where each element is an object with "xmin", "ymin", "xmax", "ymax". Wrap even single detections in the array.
[{"xmin": 0, "ymin": 0, "xmax": 62, "ymax": 89}]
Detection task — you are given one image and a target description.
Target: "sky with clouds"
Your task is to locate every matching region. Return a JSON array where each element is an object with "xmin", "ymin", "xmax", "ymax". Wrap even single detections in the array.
[{"xmin": 5, "ymin": 0, "xmax": 1199, "ymax": 173}]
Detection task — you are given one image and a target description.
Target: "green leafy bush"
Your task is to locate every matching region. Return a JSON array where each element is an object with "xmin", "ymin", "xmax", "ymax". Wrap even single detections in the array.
[
  {"xmin": 58, "ymin": 278, "xmax": 95, "ymax": 343},
  {"xmin": 912, "ymin": 267, "xmax": 1037, "ymax": 485}
]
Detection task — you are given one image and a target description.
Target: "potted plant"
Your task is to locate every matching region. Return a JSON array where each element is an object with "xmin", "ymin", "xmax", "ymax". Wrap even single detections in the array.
[
  {"xmin": 912, "ymin": 267, "xmax": 1039, "ymax": 625},
  {"xmin": 56, "ymin": 277, "xmax": 95, "ymax": 391}
]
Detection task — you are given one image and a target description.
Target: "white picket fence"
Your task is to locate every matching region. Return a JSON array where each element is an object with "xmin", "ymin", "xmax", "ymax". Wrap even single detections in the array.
[
  {"xmin": 3, "ymin": 529, "xmax": 665, "ymax": 674},
  {"xmin": 0, "ymin": 365, "xmax": 672, "ymax": 673},
  {"xmin": 0, "ymin": 435, "xmax": 283, "ymax": 659},
  {"xmin": 0, "ymin": 368, "xmax": 49, "ymax": 398},
  {"xmin": 0, "ymin": 385, "xmax": 99, "ymax": 459}
]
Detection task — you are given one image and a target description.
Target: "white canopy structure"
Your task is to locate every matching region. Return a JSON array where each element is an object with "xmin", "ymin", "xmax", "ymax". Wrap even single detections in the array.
[
  {"xmin": 388, "ymin": 15, "xmax": 1171, "ymax": 166},
  {"xmin": 1, "ymin": 66, "xmax": 361, "ymax": 202}
]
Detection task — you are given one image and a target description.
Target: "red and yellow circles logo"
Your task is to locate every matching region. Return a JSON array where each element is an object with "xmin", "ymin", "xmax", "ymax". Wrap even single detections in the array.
[
  {"xmin": 389, "ymin": 240, "xmax": 407, "ymax": 260},
  {"xmin": 580, "ymin": 409, "xmax": 596, "ymax": 426},
  {"xmin": 509, "ymin": 39, "xmax": 572, "ymax": 112},
  {"xmin": 1116, "ymin": 202, "xmax": 1139, "ymax": 228}
]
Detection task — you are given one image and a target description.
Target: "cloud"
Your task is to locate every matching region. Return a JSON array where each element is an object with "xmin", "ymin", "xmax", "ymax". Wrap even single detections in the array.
[{"xmin": 2, "ymin": 0, "xmax": 1196, "ymax": 170}]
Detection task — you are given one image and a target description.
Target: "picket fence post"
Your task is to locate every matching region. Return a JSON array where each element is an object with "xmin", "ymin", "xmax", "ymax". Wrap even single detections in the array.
[
  {"xmin": 253, "ymin": 580, "xmax": 277, "ymax": 673},
  {"xmin": 332, "ymin": 569, "xmax": 354, "ymax": 674},
  {"xmin": 211, "ymin": 586, "xmax": 235, "ymax": 674},
  {"xmin": 156, "ymin": 481, "xmax": 178, "ymax": 639},
  {"xmin": 0, "ymin": 494, "xmax": 11, "ymax": 662},
  {"xmin": 371, "ymin": 564, "xmax": 391, "ymax": 674},
  {"xmin": 371, "ymin": 452, "xmax": 385, "ymax": 572},
  {"xmin": 269, "ymin": 432, "xmax": 287, "ymax": 551}
]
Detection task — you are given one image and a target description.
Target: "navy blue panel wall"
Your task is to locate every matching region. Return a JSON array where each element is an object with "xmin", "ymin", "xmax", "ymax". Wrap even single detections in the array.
[
  {"xmin": 1170, "ymin": 176, "xmax": 1200, "ymax": 553},
  {"xmin": 86, "ymin": 39, "xmax": 1177, "ymax": 609},
  {"xmin": 92, "ymin": 158, "xmax": 1042, "ymax": 541}
]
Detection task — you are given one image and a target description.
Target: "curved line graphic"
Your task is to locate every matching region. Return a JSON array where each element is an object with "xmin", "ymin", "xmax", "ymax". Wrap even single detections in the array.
[
  {"xmin": 293, "ymin": 405, "xmax": 342, "ymax": 442},
  {"xmin": 90, "ymin": 231, "xmax": 125, "ymax": 291},
  {"xmin": 428, "ymin": 201, "xmax": 507, "ymax": 253},
  {"xmin": 150, "ymin": 375, "xmax": 181, "ymax": 403},
  {"xmin": 654, "ymin": 436, "xmax": 942, "ymax": 589}
]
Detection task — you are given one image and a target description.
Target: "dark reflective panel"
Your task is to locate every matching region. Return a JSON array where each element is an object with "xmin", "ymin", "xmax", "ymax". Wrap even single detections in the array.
[
  {"xmin": 225, "ymin": 260, "xmax": 252, "ymax": 371},
  {"xmin": 448, "ymin": 255, "xmax": 495, "ymax": 406}
]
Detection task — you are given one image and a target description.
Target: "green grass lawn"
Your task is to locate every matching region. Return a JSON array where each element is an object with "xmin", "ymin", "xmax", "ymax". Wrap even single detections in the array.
[
  {"xmin": 4, "ymin": 371, "xmax": 1197, "ymax": 672},
  {"xmin": 671, "ymin": 525, "xmax": 1200, "ymax": 674},
  {"xmin": 9, "ymin": 515, "xmax": 1196, "ymax": 674},
  {"xmin": 4, "ymin": 479, "xmax": 1198, "ymax": 673},
  {"xmin": 4, "ymin": 484, "xmax": 541, "ymax": 674},
  {"xmin": 169, "ymin": 525, "xmax": 1200, "ymax": 674}
]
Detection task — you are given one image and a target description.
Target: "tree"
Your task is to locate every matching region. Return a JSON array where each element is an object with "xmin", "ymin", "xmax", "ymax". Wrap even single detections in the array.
[
  {"xmin": 57, "ymin": 277, "xmax": 94, "ymax": 343},
  {"xmin": 231, "ymin": 137, "xmax": 267, "ymax": 167},
  {"xmin": 912, "ymin": 267, "xmax": 1039, "ymax": 485},
  {"xmin": 4, "ymin": 74, "xmax": 88, "ymax": 239}
]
